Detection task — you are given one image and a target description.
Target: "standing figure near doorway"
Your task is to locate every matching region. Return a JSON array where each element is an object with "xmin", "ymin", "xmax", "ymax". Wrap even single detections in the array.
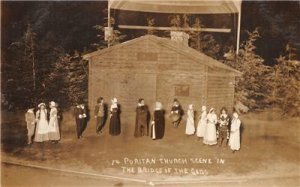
[
  {"xmin": 134, "ymin": 98, "xmax": 149, "ymax": 137},
  {"xmin": 109, "ymin": 98, "xmax": 121, "ymax": 136},
  {"xmin": 170, "ymin": 99, "xmax": 183, "ymax": 128},
  {"xmin": 151, "ymin": 102, "xmax": 165, "ymax": 140}
]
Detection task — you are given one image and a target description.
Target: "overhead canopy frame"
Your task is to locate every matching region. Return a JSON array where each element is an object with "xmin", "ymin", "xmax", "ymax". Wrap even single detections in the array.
[
  {"xmin": 108, "ymin": 0, "xmax": 241, "ymax": 54},
  {"xmin": 110, "ymin": 0, "xmax": 241, "ymax": 14}
]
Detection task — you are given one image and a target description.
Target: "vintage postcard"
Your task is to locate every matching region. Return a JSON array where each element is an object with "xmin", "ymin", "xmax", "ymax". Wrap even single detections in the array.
[{"xmin": 1, "ymin": 0, "xmax": 299, "ymax": 187}]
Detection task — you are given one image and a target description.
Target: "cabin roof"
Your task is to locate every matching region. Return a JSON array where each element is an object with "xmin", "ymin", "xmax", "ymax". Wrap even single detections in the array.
[{"xmin": 83, "ymin": 35, "xmax": 241, "ymax": 75}]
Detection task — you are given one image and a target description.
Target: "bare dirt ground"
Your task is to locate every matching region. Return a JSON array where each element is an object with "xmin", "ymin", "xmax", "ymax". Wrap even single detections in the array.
[{"xmin": 1, "ymin": 108, "xmax": 300, "ymax": 187}]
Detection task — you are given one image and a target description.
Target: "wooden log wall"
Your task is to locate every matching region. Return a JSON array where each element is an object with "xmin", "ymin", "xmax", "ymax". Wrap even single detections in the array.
[{"xmin": 88, "ymin": 37, "xmax": 237, "ymax": 125}]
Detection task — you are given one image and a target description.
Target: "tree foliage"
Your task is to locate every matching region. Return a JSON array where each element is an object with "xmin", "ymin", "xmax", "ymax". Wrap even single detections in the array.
[
  {"xmin": 272, "ymin": 48, "xmax": 300, "ymax": 116},
  {"xmin": 189, "ymin": 18, "xmax": 221, "ymax": 59},
  {"xmin": 5, "ymin": 24, "xmax": 39, "ymax": 108},
  {"xmin": 167, "ymin": 15, "xmax": 221, "ymax": 59},
  {"xmin": 47, "ymin": 53, "xmax": 88, "ymax": 108},
  {"xmin": 225, "ymin": 29, "xmax": 299, "ymax": 116},
  {"xmin": 146, "ymin": 16, "xmax": 157, "ymax": 35},
  {"xmin": 92, "ymin": 9, "xmax": 127, "ymax": 50},
  {"xmin": 224, "ymin": 28, "xmax": 272, "ymax": 111}
]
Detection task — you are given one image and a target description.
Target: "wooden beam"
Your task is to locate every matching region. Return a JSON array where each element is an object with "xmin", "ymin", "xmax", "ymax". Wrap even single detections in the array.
[{"xmin": 118, "ymin": 25, "xmax": 231, "ymax": 33}]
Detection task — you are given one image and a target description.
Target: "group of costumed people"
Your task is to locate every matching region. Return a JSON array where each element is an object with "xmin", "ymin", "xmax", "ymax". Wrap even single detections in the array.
[
  {"xmin": 134, "ymin": 99, "xmax": 241, "ymax": 153},
  {"xmin": 25, "ymin": 101, "xmax": 60, "ymax": 145},
  {"xmin": 25, "ymin": 97, "xmax": 241, "ymax": 153},
  {"xmin": 194, "ymin": 105, "xmax": 241, "ymax": 153},
  {"xmin": 93, "ymin": 97, "xmax": 166, "ymax": 140},
  {"xmin": 134, "ymin": 98, "xmax": 241, "ymax": 153}
]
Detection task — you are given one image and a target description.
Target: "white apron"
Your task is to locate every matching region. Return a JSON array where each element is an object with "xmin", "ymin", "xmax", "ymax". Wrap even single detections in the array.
[
  {"xmin": 185, "ymin": 109, "xmax": 195, "ymax": 135},
  {"xmin": 203, "ymin": 113, "xmax": 217, "ymax": 145},
  {"xmin": 48, "ymin": 108, "xmax": 60, "ymax": 140},
  {"xmin": 34, "ymin": 109, "xmax": 49, "ymax": 142},
  {"xmin": 229, "ymin": 118, "xmax": 241, "ymax": 151},
  {"xmin": 196, "ymin": 111, "xmax": 207, "ymax": 137}
]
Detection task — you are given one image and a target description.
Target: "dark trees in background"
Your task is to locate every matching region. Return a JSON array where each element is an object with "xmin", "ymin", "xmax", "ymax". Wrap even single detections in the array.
[
  {"xmin": 272, "ymin": 48, "xmax": 300, "ymax": 117},
  {"xmin": 166, "ymin": 14, "xmax": 222, "ymax": 59},
  {"xmin": 1, "ymin": 1, "xmax": 299, "ymax": 116},
  {"xmin": 241, "ymin": 1, "xmax": 300, "ymax": 64},
  {"xmin": 2, "ymin": 1, "xmax": 104, "ymax": 109},
  {"xmin": 5, "ymin": 24, "xmax": 39, "ymax": 108},
  {"xmin": 42, "ymin": 53, "xmax": 89, "ymax": 109},
  {"xmin": 92, "ymin": 9, "xmax": 127, "ymax": 50},
  {"xmin": 224, "ymin": 29, "xmax": 272, "ymax": 111},
  {"xmin": 225, "ymin": 29, "xmax": 300, "ymax": 116}
]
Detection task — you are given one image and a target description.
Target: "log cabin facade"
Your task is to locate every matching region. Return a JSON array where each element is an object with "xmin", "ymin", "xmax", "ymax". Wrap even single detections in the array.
[{"xmin": 83, "ymin": 35, "xmax": 241, "ymax": 121}]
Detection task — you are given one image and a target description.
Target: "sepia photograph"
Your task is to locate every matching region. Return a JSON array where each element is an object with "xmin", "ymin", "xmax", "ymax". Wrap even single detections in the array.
[{"xmin": 1, "ymin": 0, "xmax": 300, "ymax": 186}]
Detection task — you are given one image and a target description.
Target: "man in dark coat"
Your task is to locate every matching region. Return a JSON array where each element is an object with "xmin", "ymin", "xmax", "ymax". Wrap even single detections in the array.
[
  {"xmin": 74, "ymin": 104, "xmax": 87, "ymax": 139},
  {"xmin": 134, "ymin": 98, "xmax": 149, "ymax": 137},
  {"xmin": 94, "ymin": 97, "xmax": 106, "ymax": 134}
]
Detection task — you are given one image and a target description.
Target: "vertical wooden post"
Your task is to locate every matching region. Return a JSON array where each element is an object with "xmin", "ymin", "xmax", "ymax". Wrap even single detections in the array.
[
  {"xmin": 236, "ymin": 10, "xmax": 241, "ymax": 55},
  {"xmin": 108, "ymin": 0, "xmax": 111, "ymax": 48}
]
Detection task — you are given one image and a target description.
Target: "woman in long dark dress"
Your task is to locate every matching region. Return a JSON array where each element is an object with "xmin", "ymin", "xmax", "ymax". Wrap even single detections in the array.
[
  {"xmin": 109, "ymin": 98, "xmax": 121, "ymax": 136},
  {"xmin": 134, "ymin": 98, "xmax": 149, "ymax": 137},
  {"xmin": 151, "ymin": 102, "xmax": 165, "ymax": 140}
]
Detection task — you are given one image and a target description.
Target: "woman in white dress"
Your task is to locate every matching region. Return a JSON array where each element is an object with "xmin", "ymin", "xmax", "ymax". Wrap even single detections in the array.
[
  {"xmin": 203, "ymin": 108, "xmax": 217, "ymax": 145},
  {"xmin": 48, "ymin": 101, "xmax": 60, "ymax": 143},
  {"xmin": 34, "ymin": 103, "xmax": 49, "ymax": 142},
  {"xmin": 196, "ymin": 106, "xmax": 207, "ymax": 140},
  {"xmin": 229, "ymin": 112, "xmax": 241, "ymax": 153},
  {"xmin": 185, "ymin": 104, "xmax": 195, "ymax": 135}
]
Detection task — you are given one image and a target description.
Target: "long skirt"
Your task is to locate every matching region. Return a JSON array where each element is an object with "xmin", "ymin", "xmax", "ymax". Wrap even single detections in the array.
[
  {"xmin": 203, "ymin": 122, "xmax": 217, "ymax": 145},
  {"xmin": 34, "ymin": 119, "xmax": 49, "ymax": 142},
  {"xmin": 185, "ymin": 118, "xmax": 195, "ymax": 135},
  {"xmin": 170, "ymin": 114, "xmax": 181, "ymax": 127},
  {"xmin": 196, "ymin": 120, "xmax": 206, "ymax": 137},
  {"xmin": 229, "ymin": 131, "xmax": 240, "ymax": 150},
  {"xmin": 48, "ymin": 117, "xmax": 60, "ymax": 141},
  {"xmin": 109, "ymin": 114, "xmax": 121, "ymax": 136},
  {"xmin": 151, "ymin": 110, "xmax": 165, "ymax": 140}
]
